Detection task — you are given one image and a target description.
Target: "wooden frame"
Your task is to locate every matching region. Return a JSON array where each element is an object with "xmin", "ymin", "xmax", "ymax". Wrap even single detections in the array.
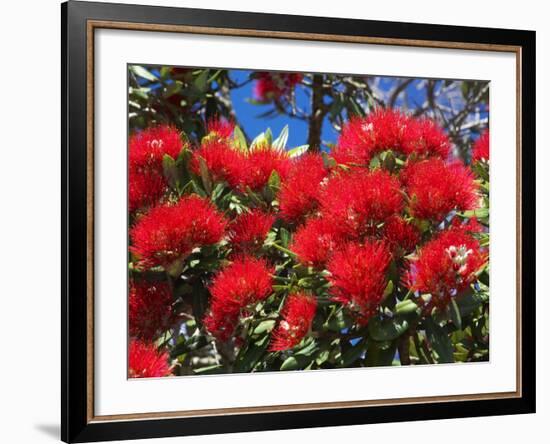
[{"xmin": 62, "ymin": 1, "xmax": 536, "ymax": 442}]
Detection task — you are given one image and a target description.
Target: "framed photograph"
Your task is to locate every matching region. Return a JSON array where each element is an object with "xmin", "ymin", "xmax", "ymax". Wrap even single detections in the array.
[{"xmin": 61, "ymin": 1, "xmax": 536, "ymax": 442}]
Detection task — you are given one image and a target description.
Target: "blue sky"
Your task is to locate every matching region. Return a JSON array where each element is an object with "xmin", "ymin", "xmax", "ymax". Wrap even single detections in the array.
[{"xmin": 229, "ymin": 70, "xmax": 339, "ymax": 150}]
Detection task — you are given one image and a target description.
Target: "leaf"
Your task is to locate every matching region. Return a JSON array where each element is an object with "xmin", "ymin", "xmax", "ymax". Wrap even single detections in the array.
[
  {"xmin": 279, "ymin": 227, "xmax": 290, "ymax": 248},
  {"xmin": 250, "ymin": 131, "xmax": 270, "ymax": 151},
  {"xmin": 340, "ymin": 339, "xmax": 367, "ymax": 367},
  {"xmin": 198, "ymin": 156, "xmax": 212, "ymax": 194},
  {"xmin": 130, "ymin": 65, "xmax": 158, "ymax": 82},
  {"xmin": 193, "ymin": 69, "xmax": 209, "ymax": 93},
  {"xmin": 232, "ymin": 126, "xmax": 248, "ymax": 152},
  {"xmin": 424, "ymin": 318, "xmax": 454, "ymax": 364},
  {"xmin": 162, "ymin": 80, "xmax": 183, "ymax": 98},
  {"xmin": 394, "ymin": 299, "xmax": 419, "ymax": 315},
  {"xmin": 253, "ymin": 320, "xmax": 276, "ymax": 335},
  {"xmin": 287, "ymin": 145, "xmax": 309, "ymax": 158},
  {"xmin": 280, "ymin": 355, "xmax": 312, "ymax": 371},
  {"xmin": 272, "ymin": 125, "xmax": 289, "ymax": 151},
  {"xmin": 365, "ymin": 339, "xmax": 396, "ymax": 367},
  {"xmin": 268, "ymin": 170, "xmax": 281, "ymax": 191},
  {"xmin": 368, "ymin": 316, "xmax": 409, "ymax": 342},
  {"xmin": 449, "ymin": 299, "xmax": 462, "ymax": 330},
  {"xmin": 234, "ymin": 335, "xmax": 270, "ymax": 373},
  {"xmin": 458, "ymin": 208, "xmax": 489, "ymax": 219},
  {"xmin": 162, "ymin": 154, "xmax": 178, "ymax": 189},
  {"xmin": 193, "ymin": 364, "xmax": 223, "ymax": 375}
]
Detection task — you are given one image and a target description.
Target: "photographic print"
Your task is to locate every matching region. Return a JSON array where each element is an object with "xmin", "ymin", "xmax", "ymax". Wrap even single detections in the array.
[{"xmin": 127, "ymin": 66, "xmax": 490, "ymax": 378}]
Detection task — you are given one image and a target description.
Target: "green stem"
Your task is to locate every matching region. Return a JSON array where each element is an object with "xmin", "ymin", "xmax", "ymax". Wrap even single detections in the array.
[{"xmin": 271, "ymin": 243, "xmax": 296, "ymax": 257}]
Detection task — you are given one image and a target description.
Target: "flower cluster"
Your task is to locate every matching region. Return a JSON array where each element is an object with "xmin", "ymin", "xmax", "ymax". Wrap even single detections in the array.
[
  {"xmin": 204, "ymin": 256, "xmax": 274, "ymax": 341},
  {"xmin": 229, "ymin": 210, "xmax": 275, "ymax": 254},
  {"xmin": 472, "ymin": 130, "xmax": 490, "ymax": 162},
  {"xmin": 130, "ymin": 195, "xmax": 227, "ymax": 269},
  {"xmin": 190, "ymin": 120, "xmax": 290, "ymax": 191},
  {"xmin": 405, "ymin": 220, "xmax": 487, "ymax": 309},
  {"xmin": 254, "ymin": 72, "xmax": 303, "ymax": 102},
  {"xmin": 128, "ymin": 126, "xmax": 184, "ymax": 212},
  {"xmin": 128, "ymin": 340, "xmax": 172, "ymax": 378},
  {"xmin": 129, "ymin": 280, "xmax": 175, "ymax": 340},
  {"xmin": 332, "ymin": 109, "xmax": 450, "ymax": 166},
  {"xmin": 327, "ymin": 241, "xmax": 392, "ymax": 325},
  {"xmin": 270, "ymin": 293, "xmax": 318, "ymax": 351}
]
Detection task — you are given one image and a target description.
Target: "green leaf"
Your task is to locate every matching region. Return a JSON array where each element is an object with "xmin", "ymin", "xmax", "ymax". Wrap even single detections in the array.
[
  {"xmin": 424, "ymin": 318, "xmax": 454, "ymax": 364},
  {"xmin": 287, "ymin": 144, "xmax": 309, "ymax": 158},
  {"xmin": 234, "ymin": 335, "xmax": 270, "ymax": 373},
  {"xmin": 198, "ymin": 156, "xmax": 212, "ymax": 195},
  {"xmin": 193, "ymin": 364, "xmax": 223, "ymax": 375},
  {"xmin": 365, "ymin": 339, "xmax": 396, "ymax": 367},
  {"xmin": 193, "ymin": 69, "xmax": 209, "ymax": 93},
  {"xmin": 250, "ymin": 131, "xmax": 271, "ymax": 151},
  {"xmin": 233, "ymin": 126, "xmax": 248, "ymax": 152},
  {"xmin": 394, "ymin": 299, "xmax": 419, "ymax": 315},
  {"xmin": 280, "ymin": 355, "xmax": 310, "ymax": 371},
  {"xmin": 268, "ymin": 170, "xmax": 281, "ymax": 191},
  {"xmin": 162, "ymin": 154, "xmax": 179, "ymax": 189},
  {"xmin": 368, "ymin": 316, "xmax": 409, "ymax": 341},
  {"xmin": 340, "ymin": 339, "xmax": 367, "ymax": 367},
  {"xmin": 458, "ymin": 208, "xmax": 489, "ymax": 219},
  {"xmin": 449, "ymin": 299, "xmax": 462, "ymax": 330},
  {"xmin": 253, "ymin": 320, "xmax": 276, "ymax": 335},
  {"xmin": 272, "ymin": 125, "xmax": 289, "ymax": 151},
  {"xmin": 279, "ymin": 227, "xmax": 290, "ymax": 248},
  {"xmin": 130, "ymin": 65, "xmax": 158, "ymax": 82},
  {"xmin": 162, "ymin": 80, "xmax": 183, "ymax": 98}
]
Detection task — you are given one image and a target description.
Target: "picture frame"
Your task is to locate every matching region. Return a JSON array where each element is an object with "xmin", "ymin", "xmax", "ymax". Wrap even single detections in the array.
[{"xmin": 61, "ymin": 1, "xmax": 536, "ymax": 442}]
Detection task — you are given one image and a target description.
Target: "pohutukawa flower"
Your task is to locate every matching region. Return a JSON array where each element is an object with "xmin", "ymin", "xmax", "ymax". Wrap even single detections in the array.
[
  {"xmin": 290, "ymin": 217, "xmax": 345, "ymax": 268},
  {"xmin": 234, "ymin": 147, "xmax": 291, "ymax": 191},
  {"xmin": 129, "ymin": 126, "xmax": 183, "ymax": 172},
  {"xmin": 383, "ymin": 215, "xmax": 420, "ymax": 256},
  {"xmin": 128, "ymin": 170, "xmax": 168, "ymax": 213},
  {"xmin": 472, "ymin": 130, "xmax": 490, "ymax": 162},
  {"xmin": 404, "ymin": 220, "xmax": 487, "ymax": 309},
  {"xmin": 204, "ymin": 256, "xmax": 274, "ymax": 341},
  {"xmin": 205, "ymin": 118, "xmax": 235, "ymax": 140},
  {"xmin": 253, "ymin": 72, "xmax": 303, "ymax": 102},
  {"xmin": 128, "ymin": 340, "xmax": 172, "ymax": 378},
  {"xmin": 269, "ymin": 292, "xmax": 317, "ymax": 352},
  {"xmin": 320, "ymin": 169, "xmax": 403, "ymax": 239},
  {"xmin": 129, "ymin": 280, "xmax": 175, "ymax": 340},
  {"xmin": 332, "ymin": 109, "xmax": 450, "ymax": 166},
  {"xmin": 190, "ymin": 139, "xmax": 246, "ymax": 186},
  {"xmin": 130, "ymin": 195, "xmax": 227, "ymax": 269},
  {"xmin": 279, "ymin": 153, "xmax": 329, "ymax": 223},
  {"xmin": 327, "ymin": 240, "xmax": 392, "ymax": 325},
  {"xmin": 401, "ymin": 118, "xmax": 451, "ymax": 158},
  {"xmin": 229, "ymin": 210, "xmax": 275, "ymax": 253},
  {"xmin": 401, "ymin": 158, "xmax": 479, "ymax": 222}
]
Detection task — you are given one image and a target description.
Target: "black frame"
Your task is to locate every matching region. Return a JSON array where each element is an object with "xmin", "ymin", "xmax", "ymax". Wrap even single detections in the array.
[{"xmin": 62, "ymin": 1, "xmax": 536, "ymax": 442}]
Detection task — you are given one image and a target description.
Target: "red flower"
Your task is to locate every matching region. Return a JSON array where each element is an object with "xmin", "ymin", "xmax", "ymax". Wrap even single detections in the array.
[
  {"xmin": 405, "ymin": 221, "xmax": 487, "ymax": 309},
  {"xmin": 290, "ymin": 217, "xmax": 344, "ymax": 268},
  {"xmin": 229, "ymin": 210, "xmax": 275, "ymax": 253},
  {"xmin": 190, "ymin": 139, "xmax": 246, "ymax": 186},
  {"xmin": 130, "ymin": 195, "xmax": 227, "ymax": 269},
  {"xmin": 279, "ymin": 153, "xmax": 329, "ymax": 223},
  {"xmin": 383, "ymin": 215, "xmax": 420, "ymax": 256},
  {"xmin": 332, "ymin": 109, "xmax": 450, "ymax": 166},
  {"xmin": 204, "ymin": 256, "xmax": 274, "ymax": 341},
  {"xmin": 320, "ymin": 170, "xmax": 403, "ymax": 239},
  {"xmin": 472, "ymin": 130, "xmax": 489, "ymax": 162},
  {"xmin": 129, "ymin": 280, "xmax": 175, "ymax": 340},
  {"xmin": 327, "ymin": 241, "xmax": 392, "ymax": 325},
  {"xmin": 401, "ymin": 117, "xmax": 451, "ymax": 158},
  {"xmin": 401, "ymin": 158, "xmax": 479, "ymax": 221},
  {"xmin": 232, "ymin": 147, "xmax": 291, "ymax": 191},
  {"xmin": 269, "ymin": 293, "xmax": 317, "ymax": 351},
  {"xmin": 128, "ymin": 340, "xmax": 172, "ymax": 378},
  {"xmin": 128, "ymin": 126, "xmax": 184, "ymax": 212},
  {"xmin": 254, "ymin": 72, "xmax": 303, "ymax": 102},
  {"xmin": 129, "ymin": 126, "xmax": 183, "ymax": 172},
  {"xmin": 128, "ymin": 171, "xmax": 168, "ymax": 213},
  {"xmin": 205, "ymin": 118, "xmax": 234, "ymax": 140}
]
